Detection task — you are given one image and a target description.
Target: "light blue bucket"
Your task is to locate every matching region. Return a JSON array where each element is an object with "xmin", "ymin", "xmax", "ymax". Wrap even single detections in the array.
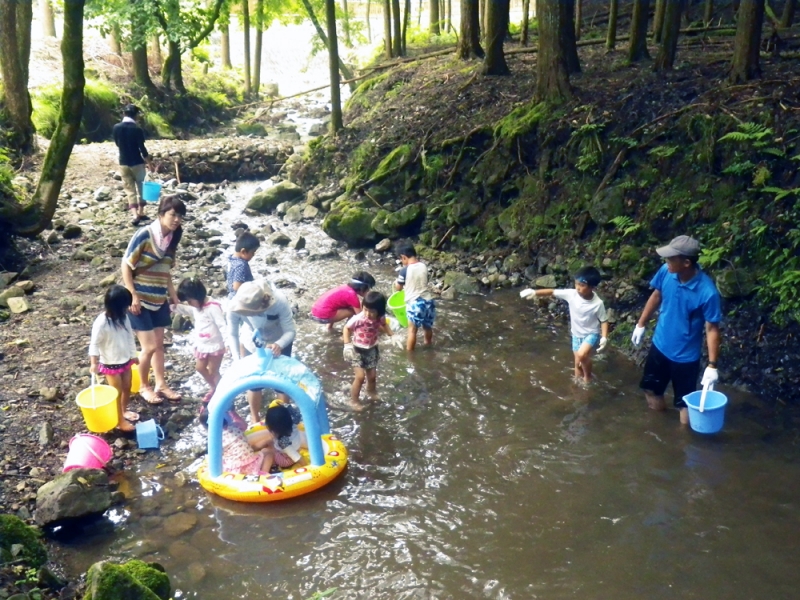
[
  {"xmin": 683, "ymin": 389, "xmax": 728, "ymax": 434},
  {"xmin": 135, "ymin": 419, "xmax": 165, "ymax": 449},
  {"xmin": 142, "ymin": 181, "xmax": 162, "ymax": 203}
]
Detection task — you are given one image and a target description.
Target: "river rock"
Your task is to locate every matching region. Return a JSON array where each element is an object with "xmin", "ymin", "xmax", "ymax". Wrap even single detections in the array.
[
  {"xmin": 39, "ymin": 422, "xmax": 54, "ymax": 445},
  {"xmin": 371, "ymin": 203, "xmax": 425, "ymax": 238},
  {"xmin": 283, "ymin": 204, "xmax": 304, "ymax": 224},
  {"xmin": 308, "ymin": 122, "xmax": 325, "ymax": 137},
  {"xmin": 94, "ymin": 187, "xmax": 113, "ymax": 202},
  {"xmin": 0, "ymin": 285, "xmax": 25, "ymax": 307},
  {"xmin": 716, "ymin": 268, "xmax": 757, "ymax": 299},
  {"xmin": 534, "ymin": 275, "xmax": 558, "ymax": 288},
  {"xmin": 14, "ymin": 280, "xmax": 35, "ymax": 292},
  {"xmin": 85, "ymin": 559, "xmax": 171, "ymax": 600},
  {"xmin": 73, "ymin": 249, "xmax": 94, "ymax": 261},
  {"xmin": 502, "ymin": 253, "xmax": 525, "ymax": 273},
  {"xmin": 322, "ymin": 202, "xmax": 378, "ymax": 246},
  {"xmin": 443, "ymin": 272, "xmax": 481, "ymax": 296},
  {"xmin": 35, "ymin": 469, "xmax": 112, "ymax": 526},
  {"xmin": 246, "ymin": 181, "xmax": 304, "ymax": 213},
  {"xmin": 62, "ymin": 224, "xmax": 83, "ymax": 239},
  {"xmin": 7, "ymin": 297, "xmax": 30, "ymax": 313},
  {"xmin": 0, "ymin": 515, "xmax": 48, "ymax": 567},
  {"xmin": 40, "ymin": 386, "xmax": 59, "ymax": 401},
  {"xmin": 163, "ymin": 512, "xmax": 197, "ymax": 537},
  {"xmin": 289, "ymin": 236, "xmax": 306, "ymax": 250},
  {"xmin": 267, "ymin": 232, "xmax": 291, "ymax": 246},
  {"xmin": 45, "ymin": 230, "xmax": 60, "ymax": 244},
  {"xmin": 0, "ymin": 271, "xmax": 18, "ymax": 287},
  {"xmin": 375, "ymin": 238, "xmax": 392, "ymax": 253},
  {"xmin": 303, "ymin": 205, "xmax": 320, "ymax": 219}
]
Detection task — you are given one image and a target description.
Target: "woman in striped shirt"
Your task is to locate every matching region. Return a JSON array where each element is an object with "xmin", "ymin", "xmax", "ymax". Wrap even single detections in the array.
[{"xmin": 121, "ymin": 195, "xmax": 186, "ymax": 404}]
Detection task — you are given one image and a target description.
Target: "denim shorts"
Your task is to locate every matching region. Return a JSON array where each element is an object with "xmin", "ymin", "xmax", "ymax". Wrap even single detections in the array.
[
  {"xmin": 128, "ymin": 301, "xmax": 171, "ymax": 331},
  {"xmin": 571, "ymin": 333, "xmax": 600, "ymax": 352},
  {"xmin": 407, "ymin": 298, "xmax": 436, "ymax": 328}
]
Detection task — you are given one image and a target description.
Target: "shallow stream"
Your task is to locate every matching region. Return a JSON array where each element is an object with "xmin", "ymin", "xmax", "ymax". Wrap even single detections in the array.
[{"xmin": 52, "ymin": 182, "xmax": 800, "ymax": 599}]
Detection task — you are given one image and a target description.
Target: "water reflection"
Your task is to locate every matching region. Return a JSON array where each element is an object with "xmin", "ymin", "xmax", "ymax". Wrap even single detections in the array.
[{"xmin": 48, "ymin": 181, "xmax": 800, "ymax": 599}]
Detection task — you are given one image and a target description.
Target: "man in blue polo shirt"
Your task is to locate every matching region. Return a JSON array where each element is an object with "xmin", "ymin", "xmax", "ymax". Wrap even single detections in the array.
[{"xmin": 631, "ymin": 235, "xmax": 722, "ymax": 425}]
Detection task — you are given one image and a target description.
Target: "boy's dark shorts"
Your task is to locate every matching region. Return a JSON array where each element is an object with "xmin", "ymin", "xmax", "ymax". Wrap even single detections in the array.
[
  {"xmin": 128, "ymin": 301, "xmax": 171, "ymax": 331},
  {"xmin": 639, "ymin": 344, "xmax": 700, "ymax": 408}
]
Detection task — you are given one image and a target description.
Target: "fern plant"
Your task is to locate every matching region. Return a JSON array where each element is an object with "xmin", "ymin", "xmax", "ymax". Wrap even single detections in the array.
[
  {"xmin": 718, "ymin": 122, "xmax": 784, "ymax": 157},
  {"xmin": 609, "ymin": 215, "xmax": 641, "ymax": 238}
]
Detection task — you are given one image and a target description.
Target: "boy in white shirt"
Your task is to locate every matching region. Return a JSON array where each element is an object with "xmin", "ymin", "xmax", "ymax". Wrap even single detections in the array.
[
  {"xmin": 395, "ymin": 242, "xmax": 436, "ymax": 351},
  {"xmin": 520, "ymin": 266, "xmax": 609, "ymax": 384}
]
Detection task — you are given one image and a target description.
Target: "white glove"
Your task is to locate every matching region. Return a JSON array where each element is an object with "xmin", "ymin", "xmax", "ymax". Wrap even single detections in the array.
[
  {"xmin": 700, "ymin": 367, "xmax": 719, "ymax": 388},
  {"xmin": 631, "ymin": 325, "xmax": 646, "ymax": 346},
  {"xmin": 389, "ymin": 335, "xmax": 406, "ymax": 349},
  {"xmin": 597, "ymin": 337, "xmax": 608, "ymax": 352},
  {"xmin": 520, "ymin": 288, "xmax": 536, "ymax": 300},
  {"xmin": 343, "ymin": 343, "xmax": 357, "ymax": 361}
]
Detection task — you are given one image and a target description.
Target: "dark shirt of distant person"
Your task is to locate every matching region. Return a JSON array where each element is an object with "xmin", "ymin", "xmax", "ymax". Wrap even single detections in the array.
[{"xmin": 112, "ymin": 104, "xmax": 153, "ymax": 226}]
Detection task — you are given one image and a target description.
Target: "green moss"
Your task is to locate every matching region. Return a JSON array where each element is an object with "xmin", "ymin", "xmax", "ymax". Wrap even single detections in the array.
[
  {"xmin": 345, "ymin": 72, "xmax": 391, "ymax": 111},
  {"xmin": 32, "ymin": 78, "xmax": 120, "ymax": 142},
  {"xmin": 369, "ymin": 144, "xmax": 412, "ymax": 183},
  {"xmin": 235, "ymin": 122, "xmax": 268, "ymax": 136},
  {"xmin": 493, "ymin": 101, "xmax": 549, "ymax": 142},
  {"xmin": 142, "ymin": 112, "xmax": 174, "ymax": 139},
  {"xmin": 120, "ymin": 560, "xmax": 171, "ymax": 600},
  {"xmin": 0, "ymin": 514, "xmax": 47, "ymax": 568},
  {"xmin": 415, "ymin": 245, "xmax": 459, "ymax": 267},
  {"xmin": 84, "ymin": 561, "xmax": 161, "ymax": 600},
  {"xmin": 322, "ymin": 203, "xmax": 377, "ymax": 246}
]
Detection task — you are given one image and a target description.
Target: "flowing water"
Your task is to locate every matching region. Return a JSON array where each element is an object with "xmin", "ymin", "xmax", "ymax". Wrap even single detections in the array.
[{"xmin": 52, "ymin": 182, "xmax": 800, "ymax": 599}]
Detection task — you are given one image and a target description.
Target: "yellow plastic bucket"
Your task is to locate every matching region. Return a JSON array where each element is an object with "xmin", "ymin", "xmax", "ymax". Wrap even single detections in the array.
[
  {"xmin": 130, "ymin": 361, "xmax": 152, "ymax": 394},
  {"xmin": 76, "ymin": 376, "xmax": 119, "ymax": 432}
]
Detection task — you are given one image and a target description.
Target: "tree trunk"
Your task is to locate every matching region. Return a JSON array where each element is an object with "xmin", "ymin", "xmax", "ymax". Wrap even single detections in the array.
[
  {"xmin": 781, "ymin": 0, "xmax": 795, "ymax": 26},
  {"xmin": 654, "ymin": 0, "xmax": 684, "ymax": 70},
  {"xmin": 343, "ymin": 0, "xmax": 352, "ymax": 46},
  {"xmin": 536, "ymin": 0, "xmax": 573, "ymax": 103},
  {"xmin": 403, "ymin": 0, "xmax": 410, "ymax": 52},
  {"xmin": 162, "ymin": 39, "xmax": 185, "ymax": 92},
  {"xmin": 151, "ymin": 34, "xmax": 162, "ymax": 66},
  {"xmin": 367, "ymin": 0, "xmax": 372, "ymax": 42},
  {"xmin": 301, "ymin": 0, "xmax": 356, "ymax": 82},
  {"xmin": 430, "ymin": 0, "xmax": 441, "ymax": 33},
  {"xmin": 110, "ymin": 24, "xmax": 122, "ymax": 54},
  {"xmin": 16, "ymin": 0, "xmax": 32, "ymax": 89},
  {"xmin": 575, "ymin": 0, "xmax": 582, "ymax": 40},
  {"xmin": 41, "ymin": 0, "xmax": 56, "ymax": 37},
  {"xmin": 392, "ymin": 0, "xmax": 403, "ymax": 55},
  {"xmin": 242, "ymin": 0, "xmax": 251, "ymax": 95},
  {"xmin": 521, "ymin": 0, "xmax": 531, "ymax": 45},
  {"xmin": 383, "ymin": 0, "xmax": 393, "ymax": 57},
  {"xmin": 419, "ymin": 0, "xmax": 423, "ymax": 26},
  {"xmin": 653, "ymin": 0, "xmax": 666, "ymax": 42},
  {"xmin": 564, "ymin": 0, "xmax": 581, "ymax": 73},
  {"xmin": 130, "ymin": 8, "xmax": 156, "ymax": 92},
  {"xmin": 14, "ymin": 0, "xmax": 86, "ymax": 237},
  {"xmin": 457, "ymin": 0, "xmax": 484, "ymax": 57},
  {"xmin": 221, "ymin": 25, "xmax": 232, "ymax": 67},
  {"xmin": 253, "ymin": 0, "xmax": 264, "ymax": 96},
  {"xmin": 628, "ymin": 0, "xmax": 650, "ymax": 60},
  {"xmin": 607, "ymin": 0, "xmax": 619, "ymax": 49},
  {"xmin": 325, "ymin": 0, "xmax": 343, "ymax": 133},
  {"xmin": 447, "ymin": 0, "xmax": 453, "ymax": 31},
  {"xmin": 482, "ymin": 0, "xmax": 510, "ymax": 73},
  {"xmin": 704, "ymin": 0, "xmax": 714, "ymax": 25},
  {"xmin": 0, "ymin": 0, "xmax": 35, "ymax": 152},
  {"xmin": 730, "ymin": 0, "xmax": 764, "ymax": 82},
  {"xmin": 479, "ymin": 0, "xmax": 485, "ymax": 35}
]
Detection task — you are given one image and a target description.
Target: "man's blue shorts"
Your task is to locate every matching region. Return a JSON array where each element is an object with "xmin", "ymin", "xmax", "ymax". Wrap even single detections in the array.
[
  {"xmin": 571, "ymin": 333, "xmax": 600, "ymax": 352},
  {"xmin": 407, "ymin": 297, "xmax": 436, "ymax": 328}
]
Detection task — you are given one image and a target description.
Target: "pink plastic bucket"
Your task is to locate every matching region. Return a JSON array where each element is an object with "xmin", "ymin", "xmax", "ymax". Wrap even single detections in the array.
[{"xmin": 62, "ymin": 434, "xmax": 113, "ymax": 472}]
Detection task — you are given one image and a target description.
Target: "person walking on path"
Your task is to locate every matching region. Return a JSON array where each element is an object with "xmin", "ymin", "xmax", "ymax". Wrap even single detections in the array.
[
  {"xmin": 113, "ymin": 104, "xmax": 153, "ymax": 226},
  {"xmin": 631, "ymin": 236, "xmax": 722, "ymax": 425},
  {"xmin": 121, "ymin": 195, "xmax": 187, "ymax": 405}
]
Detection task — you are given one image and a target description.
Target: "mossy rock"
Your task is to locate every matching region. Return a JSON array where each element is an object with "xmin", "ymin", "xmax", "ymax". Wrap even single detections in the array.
[
  {"xmin": 497, "ymin": 206, "xmax": 521, "ymax": 240},
  {"xmin": 246, "ymin": 181, "xmax": 304, "ymax": 213},
  {"xmin": 371, "ymin": 203, "xmax": 425, "ymax": 237},
  {"xmin": 235, "ymin": 122, "xmax": 268, "ymax": 136},
  {"xmin": 416, "ymin": 246, "xmax": 459, "ymax": 267},
  {"xmin": 368, "ymin": 145, "xmax": 412, "ymax": 183},
  {"xmin": 715, "ymin": 268, "xmax": 757, "ymax": 299},
  {"xmin": 322, "ymin": 203, "xmax": 378, "ymax": 246},
  {"xmin": 0, "ymin": 514, "xmax": 47, "ymax": 568},
  {"xmin": 84, "ymin": 560, "xmax": 170, "ymax": 600},
  {"xmin": 589, "ymin": 185, "xmax": 626, "ymax": 226}
]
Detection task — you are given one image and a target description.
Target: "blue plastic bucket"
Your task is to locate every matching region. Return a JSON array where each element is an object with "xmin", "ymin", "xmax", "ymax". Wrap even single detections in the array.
[
  {"xmin": 683, "ymin": 389, "xmax": 728, "ymax": 434},
  {"xmin": 135, "ymin": 418, "xmax": 164, "ymax": 449},
  {"xmin": 142, "ymin": 181, "xmax": 162, "ymax": 203}
]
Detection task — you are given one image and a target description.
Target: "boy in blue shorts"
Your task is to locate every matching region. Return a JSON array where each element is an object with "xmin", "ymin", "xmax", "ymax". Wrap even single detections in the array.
[
  {"xmin": 520, "ymin": 266, "xmax": 609, "ymax": 384},
  {"xmin": 395, "ymin": 242, "xmax": 435, "ymax": 351},
  {"xmin": 227, "ymin": 231, "xmax": 260, "ymax": 299}
]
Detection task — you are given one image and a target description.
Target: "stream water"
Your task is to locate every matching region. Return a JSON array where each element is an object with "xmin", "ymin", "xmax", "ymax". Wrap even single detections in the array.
[{"xmin": 51, "ymin": 182, "xmax": 800, "ymax": 599}]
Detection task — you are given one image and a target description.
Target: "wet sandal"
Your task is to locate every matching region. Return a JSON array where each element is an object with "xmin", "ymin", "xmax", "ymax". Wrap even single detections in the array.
[
  {"xmin": 156, "ymin": 387, "xmax": 182, "ymax": 403},
  {"xmin": 123, "ymin": 411, "xmax": 140, "ymax": 422},
  {"xmin": 140, "ymin": 387, "xmax": 163, "ymax": 405}
]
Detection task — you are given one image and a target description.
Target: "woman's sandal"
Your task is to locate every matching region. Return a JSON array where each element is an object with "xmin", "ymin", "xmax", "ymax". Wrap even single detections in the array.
[
  {"xmin": 123, "ymin": 411, "xmax": 140, "ymax": 422},
  {"xmin": 139, "ymin": 387, "xmax": 163, "ymax": 405},
  {"xmin": 156, "ymin": 387, "xmax": 182, "ymax": 403}
]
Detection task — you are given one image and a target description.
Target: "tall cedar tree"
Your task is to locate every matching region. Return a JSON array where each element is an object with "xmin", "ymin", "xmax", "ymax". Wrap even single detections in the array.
[
  {"xmin": 403, "ymin": 0, "xmax": 410, "ymax": 53},
  {"xmin": 0, "ymin": 0, "xmax": 35, "ymax": 152},
  {"xmin": 628, "ymin": 0, "xmax": 650, "ymax": 61},
  {"xmin": 383, "ymin": 0, "xmax": 393, "ymax": 57},
  {"xmin": 325, "ymin": 0, "xmax": 343, "ymax": 132},
  {"xmin": 300, "ymin": 0, "xmax": 356, "ymax": 81},
  {"xmin": 392, "ymin": 0, "xmax": 403, "ymax": 56},
  {"xmin": 521, "ymin": 0, "xmax": 531, "ymax": 45},
  {"xmin": 483, "ymin": 0, "xmax": 510, "ymax": 74},
  {"xmin": 536, "ymin": 0, "xmax": 574, "ymax": 102},
  {"xmin": 130, "ymin": 2, "xmax": 157, "ymax": 93},
  {"xmin": 653, "ymin": 0, "xmax": 666, "ymax": 42},
  {"xmin": 253, "ymin": 0, "xmax": 265, "ymax": 96},
  {"xmin": 41, "ymin": 0, "xmax": 57, "ymax": 37},
  {"xmin": 430, "ymin": 0, "xmax": 441, "ymax": 34},
  {"xmin": 242, "ymin": 0, "xmax": 251, "ymax": 94},
  {"xmin": 457, "ymin": 0, "xmax": 484, "ymax": 58},
  {"xmin": 703, "ymin": 0, "xmax": 713, "ymax": 25},
  {"xmin": 730, "ymin": 0, "xmax": 765, "ymax": 82},
  {"xmin": 564, "ymin": 0, "xmax": 581, "ymax": 73},
  {"xmin": 654, "ymin": 0, "xmax": 684, "ymax": 71},
  {"xmin": 575, "ymin": 0, "xmax": 582, "ymax": 40},
  {"xmin": 607, "ymin": 0, "xmax": 619, "ymax": 50},
  {"xmin": 781, "ymin": 0, "xmax": 795, "ymax": 27},
  {"xmin": 4, "ymin": 0, "xmax": 86, "ymax": 236}
]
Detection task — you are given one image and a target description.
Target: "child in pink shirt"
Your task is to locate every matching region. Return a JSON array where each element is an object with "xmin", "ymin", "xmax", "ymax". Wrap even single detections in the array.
[
  {"xmin": 310, "ymin": 271, "xmax": 375, "ymax": 330},
  {"xmin": 342, "ymin": 291, "xmax": 394, "ymax": 411}
]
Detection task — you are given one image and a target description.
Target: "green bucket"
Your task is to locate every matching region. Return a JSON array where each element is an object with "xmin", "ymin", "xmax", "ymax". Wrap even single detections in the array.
[{"xmin": 387, "ymin": 291, "xmax": 408, "ymax": 327}]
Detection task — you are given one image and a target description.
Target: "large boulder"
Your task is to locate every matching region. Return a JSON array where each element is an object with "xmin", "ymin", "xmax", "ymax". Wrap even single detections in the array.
[
  {"xmin": 443, "ymin": 272, "xmax": 481, "ymax": 296},
  {"xmin": 0, "ymin": 285, "xmax": 25, "ymax": 307},
  {"xmin": 371, "ymin": 202, "xmax": 426, "ymax": 237},
  {"xmin": 322, "ymin": 202, "xmax": 378, "ymax": 246},
  {"xmin": 715, "ymin": 268, "xmax": 757, "ymax": 299},
  {"xmin": 35, "ymin": 468, "xmax": 112, "ymax": 526},
  {"xmin": 84, "ymin": 560, "xmax": 171, "ymax": 600},
  {"xmin": 246, "ymin": 181, "xmax": 304, "ymax": 213},
  {"xmin": 588, "ymin": 185, "xmax": 626, "ymax": 225},
  {"xmin": 0, "ymin": 514, "xmax": 48, "ymax": 567}
]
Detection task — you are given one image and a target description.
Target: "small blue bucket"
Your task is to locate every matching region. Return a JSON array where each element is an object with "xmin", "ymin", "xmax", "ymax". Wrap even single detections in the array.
[
  {"xmin": 683, "ymin": 389, "xmax": 728, "ymax": 434},
  {"xmin": 135, "ymin": 419, "xmax": 165, "ymax": 449},
  {"xmin": 142, "ymin": 181, "xmax": 162, "ymax": 203}
]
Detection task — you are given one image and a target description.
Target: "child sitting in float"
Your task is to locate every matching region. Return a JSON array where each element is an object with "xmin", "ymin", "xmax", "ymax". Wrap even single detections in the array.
[
  {"xmin": 261, "ymin": 399, "xmax": 307, "ymax": 471},
  {"xmin": 199, "ymin": 410, "xmax": 274, "ymax": 476}
]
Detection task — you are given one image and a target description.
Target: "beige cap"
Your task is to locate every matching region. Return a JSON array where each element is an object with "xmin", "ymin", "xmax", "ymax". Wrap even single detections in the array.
[{"xmin": 229, "ymin": 280, "xmax": 275, "ymax": 315}]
